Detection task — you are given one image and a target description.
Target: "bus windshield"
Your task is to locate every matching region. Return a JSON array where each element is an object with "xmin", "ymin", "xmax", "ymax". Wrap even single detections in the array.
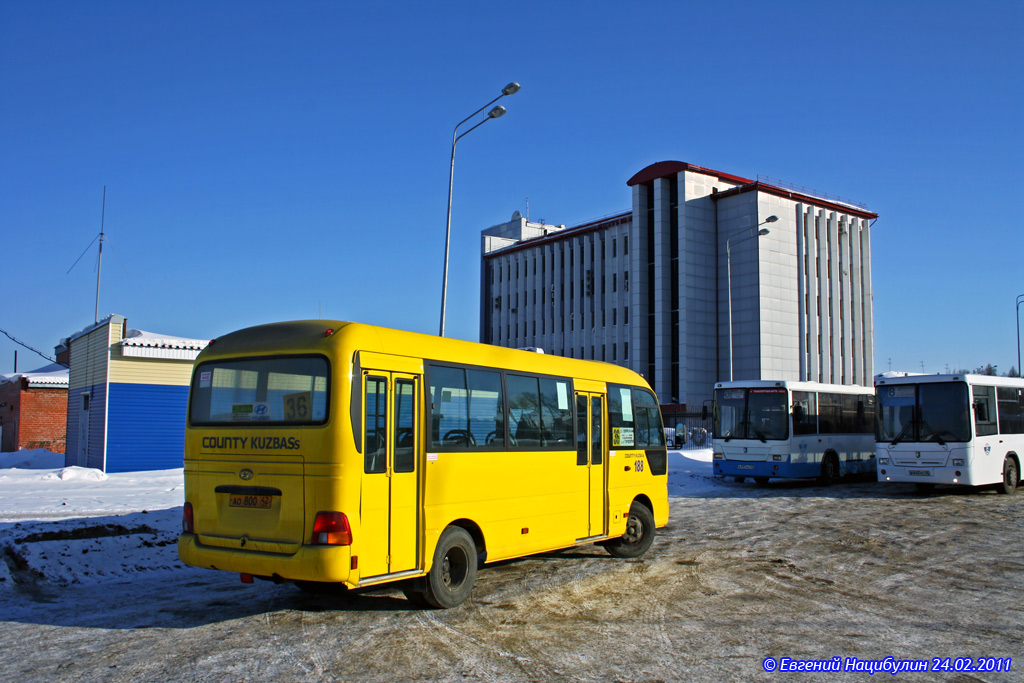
[
  {"xmin": 877, "ymin": 381, "xmax": 970, "ymax": 444},
  {"xmin": 714, "ymin": 387, "xmax": 789, "ymax": 441}
]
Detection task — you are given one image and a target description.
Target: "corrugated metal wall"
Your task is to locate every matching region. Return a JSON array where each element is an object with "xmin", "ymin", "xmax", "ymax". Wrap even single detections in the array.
[
  {"xmin": 109, "ymin": 352, "xmax": 194, "ymax": 385},
  {"xmin": 106, "ymin": 383, "xmax": 190, "ymax": 472}
]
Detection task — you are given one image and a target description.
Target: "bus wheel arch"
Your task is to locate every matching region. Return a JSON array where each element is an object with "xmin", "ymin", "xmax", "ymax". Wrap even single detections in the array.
[
  {"xmin": 602, "ymin": 498, "xmax": 655, "ymax": 559},
  {"xmin": 447, "ymin": 518, "xmax": 487, "ymax": 566},
  {"xmin": 997, "ymin": 453, "xmax": 1019, "ymax": 495}
]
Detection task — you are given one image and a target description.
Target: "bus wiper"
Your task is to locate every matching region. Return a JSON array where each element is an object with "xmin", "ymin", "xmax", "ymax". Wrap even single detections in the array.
[
  {"xmin": 920, "ymin": 420, "xmax": 945, "ymax": 445},
  {"xmin": 723, "ymin": 420, "xmax": 748, "ymax": 442},
  {"xmin": 751, "ymin": 426, "xmax": 767, "ymax": 443},
  {"xmin": 890, "ymin": 421, "xmax": 914, "ymax": 446}
]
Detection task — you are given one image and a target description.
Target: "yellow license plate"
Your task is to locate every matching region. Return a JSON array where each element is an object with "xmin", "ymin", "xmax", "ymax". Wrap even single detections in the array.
[{"xmin": 228, "ymin": 493, "xmax": 273, "ymax": 509}]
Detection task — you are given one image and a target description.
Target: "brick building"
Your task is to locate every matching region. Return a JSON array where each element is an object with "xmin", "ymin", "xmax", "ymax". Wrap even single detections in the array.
[{"xmin": 0, "ymin": 360, "xmax": 70, "ymax": 453}]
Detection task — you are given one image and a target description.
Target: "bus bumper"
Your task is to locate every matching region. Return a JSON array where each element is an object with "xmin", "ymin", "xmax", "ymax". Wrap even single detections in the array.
[
  {"xmin": 877, "ymin": 465, "xmax": 982, "ymax": 487},
  {"xmin": 178, "ymin": 533, "xmax": 356, "ymax": 585},
  {"xmin": 714, "ymin": 460, "xmax": 821, "ymax": 479}
]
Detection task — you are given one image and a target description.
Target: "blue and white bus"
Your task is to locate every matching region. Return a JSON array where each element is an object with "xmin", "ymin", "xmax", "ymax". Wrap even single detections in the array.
[
  {"xmin": 876, "ymin": 373, "xmax": 1024, "ymax": 494},
  {"xmin": 712, "ymin": 380, "xmax": 876, "ymax": 484}
]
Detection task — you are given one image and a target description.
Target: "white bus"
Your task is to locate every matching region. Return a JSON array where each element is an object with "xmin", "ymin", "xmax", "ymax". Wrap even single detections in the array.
[
  {"xmin": 712, "ymin": 380, "xmax": 876, "ymax": 485},
  {"xmin": 876, "ymin": 373, "xmax": 1024, "ymax": 494}
]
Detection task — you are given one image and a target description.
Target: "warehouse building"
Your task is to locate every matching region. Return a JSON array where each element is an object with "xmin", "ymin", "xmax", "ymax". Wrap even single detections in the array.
[
  {"xmin": 480, "ymin": 160, "xmax": 877, "ymax": 411},
  {"xmin": 65, "ymin": 315, "xmax": 207, "ymax": 472}
]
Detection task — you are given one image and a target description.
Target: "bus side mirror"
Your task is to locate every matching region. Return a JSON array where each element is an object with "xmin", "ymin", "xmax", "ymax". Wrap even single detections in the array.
[{"xmin": 792, "ymin": 404, "xmax": 804, "ymax": 422}]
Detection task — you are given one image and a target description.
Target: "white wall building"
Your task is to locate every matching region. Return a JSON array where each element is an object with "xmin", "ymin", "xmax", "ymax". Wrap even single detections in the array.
[{"xmin": 480, "ymin": 161, "xmax": 877, "ymax": 410}]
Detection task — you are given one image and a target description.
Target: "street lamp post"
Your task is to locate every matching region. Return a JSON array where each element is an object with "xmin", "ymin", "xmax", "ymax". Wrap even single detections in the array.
[
  {"xmin": 439, "ymin": 82, "xmax": 521, "ymax": 337},
  {"xmin": 727, "ymin": 215, "xmax": 777, "ymax": 381},
  {"xmin": 1016, "ymin": 294, "xmax": 1024, "ymax": 376}
]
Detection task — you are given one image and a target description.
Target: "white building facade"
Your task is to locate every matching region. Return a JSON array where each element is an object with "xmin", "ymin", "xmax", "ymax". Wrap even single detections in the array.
[{"xmin": 480, "ymin": 161, "xmax": 877, "ymax": 410}]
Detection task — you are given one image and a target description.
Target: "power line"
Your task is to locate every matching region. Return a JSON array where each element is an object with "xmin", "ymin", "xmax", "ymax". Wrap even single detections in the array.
[{"xmin": 0, "ymin": 327, "xmax": 59, "ymax": 365}]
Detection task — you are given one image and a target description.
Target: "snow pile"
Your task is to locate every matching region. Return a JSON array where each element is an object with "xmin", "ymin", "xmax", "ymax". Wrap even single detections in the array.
[
  {"xmin": 0, "ymin": 448, "xmax": 65, "ymax": 470},
  {"xmin": 1, "ymin": 508, "xmax": 185, "ymax": 591},
  {"xmin": 0, "ymin": 452, "xmax": 188, "ymax": 592},
  {"xmin": 48, "ymin": 466, "xmax": 108, "ymax": 482}
]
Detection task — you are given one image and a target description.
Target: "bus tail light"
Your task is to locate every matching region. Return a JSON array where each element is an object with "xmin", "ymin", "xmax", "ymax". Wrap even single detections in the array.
[
  {"xmin": 183, "ymin": 502, "xmax": 194, "ymax": 533},
  {"xmin": 311, "ymin": 512, "xmax": 352, "ymax": 546}
]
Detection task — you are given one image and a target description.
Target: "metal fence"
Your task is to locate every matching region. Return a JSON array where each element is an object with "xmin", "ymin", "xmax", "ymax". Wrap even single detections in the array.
[{"xmin": 661, "ymin": 410, "xmax": 713, "ymax": 450}]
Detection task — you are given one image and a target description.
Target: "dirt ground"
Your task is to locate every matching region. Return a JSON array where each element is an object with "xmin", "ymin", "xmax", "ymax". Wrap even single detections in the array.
[{"xmin": 2, "ymin": 479, "xmax": 1022, "ymax": 682}]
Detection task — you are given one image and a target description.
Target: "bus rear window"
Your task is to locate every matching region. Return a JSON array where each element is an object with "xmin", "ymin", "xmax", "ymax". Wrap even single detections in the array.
[{"xmin": 190, "ymin": 356, "xmax": 329, "ymax": 425}]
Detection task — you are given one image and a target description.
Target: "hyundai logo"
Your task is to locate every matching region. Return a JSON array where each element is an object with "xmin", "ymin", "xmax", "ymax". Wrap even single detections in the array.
[{"xmin": 239, "ymin": 468, "xmax": 254, "ymax": 481}]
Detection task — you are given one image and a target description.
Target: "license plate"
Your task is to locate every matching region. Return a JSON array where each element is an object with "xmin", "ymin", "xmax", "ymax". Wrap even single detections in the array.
[
  {"xmin": 737, "ymin": 464, "xmax": 755, "ymax": 470},
  {"xmin": 229, "ymin": 493, "xmax": 273, "ymax": 509},
  {"xmin": 908, "ymin": 469, "xmax": 931, "ymax": 477}
]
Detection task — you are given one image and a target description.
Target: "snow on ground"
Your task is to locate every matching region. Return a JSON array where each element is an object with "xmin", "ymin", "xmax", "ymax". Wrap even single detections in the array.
[{"xmin": 0, "ymin": 447, "xmax": 721, "ymax": 594}]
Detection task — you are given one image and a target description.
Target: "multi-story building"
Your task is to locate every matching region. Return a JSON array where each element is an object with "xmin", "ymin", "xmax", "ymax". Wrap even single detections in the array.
[{"xmin": 480, "ymin": 160, "xmax": 877, "ymax": 410}]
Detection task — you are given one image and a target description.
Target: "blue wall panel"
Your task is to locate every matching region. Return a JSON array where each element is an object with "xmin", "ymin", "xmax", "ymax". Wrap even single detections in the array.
[{"xmin": 106, "ymin": 383, "xmax": 189, "ymax": 472}]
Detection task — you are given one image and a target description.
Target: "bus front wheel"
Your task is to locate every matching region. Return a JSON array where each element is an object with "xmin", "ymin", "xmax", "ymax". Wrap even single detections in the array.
[
  {"xmin": 603, "ymin": 501, "xmax": 655, "ymax": 559},
  {"xmin": 997, "ymin": 456, "xmax": 1018, "ymax": 495},
  {"xmin": 423, "ymin": 526, "xmax": 477, "ymax": 609},
  {"xmin": 818, "ymin": 453, "xmax": 839, "ymax": 486}
]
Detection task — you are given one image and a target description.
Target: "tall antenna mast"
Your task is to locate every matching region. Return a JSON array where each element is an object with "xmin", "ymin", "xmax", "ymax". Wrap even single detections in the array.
[{"xmin": 95, "ymin": 186, "xmax": 106, "ymax": 323}]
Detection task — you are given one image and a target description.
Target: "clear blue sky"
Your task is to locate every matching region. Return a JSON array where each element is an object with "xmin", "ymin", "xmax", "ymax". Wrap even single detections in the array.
[{"xmin": 3, "ymin": 1, "xmax": 1022, "ymax": 377}]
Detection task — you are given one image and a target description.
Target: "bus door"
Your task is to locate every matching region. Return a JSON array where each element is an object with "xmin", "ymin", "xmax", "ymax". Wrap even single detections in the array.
[
  {"xmin": 360, "ymin": 371, "xmax": 420, "ymax": 578},
  {"xmin": 576, "ymin": 393, "xmax": 607, "ymax": 539}
]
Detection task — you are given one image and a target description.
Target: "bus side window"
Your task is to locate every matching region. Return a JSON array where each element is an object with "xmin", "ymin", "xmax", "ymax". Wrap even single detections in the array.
[
  {"xmin": 429, "ymin": 366, "xmax": 470, "ymax": 448},
  {"xmin": 467, "ymin": 369, "xmax": 504, "ymax": 447},
  {"xmin": 997, "ymin": 387, "xmax": 1024, "ymax": 434},
  {"xmin": 973, "ymin": 385, "xmax": 998, "ymax": 436},
  {"xmin": 507, "ymin": 374, "xmax": 542, "ymax": 448},
  {"xmin": 792, "ymin": 391, "xmax": 817, "ymax": 435}
]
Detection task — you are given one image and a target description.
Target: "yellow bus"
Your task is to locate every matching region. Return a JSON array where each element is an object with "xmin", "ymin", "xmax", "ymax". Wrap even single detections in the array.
[{"xmin": 178, "ymin": 321, "xmax": 669, "ymax": 608}]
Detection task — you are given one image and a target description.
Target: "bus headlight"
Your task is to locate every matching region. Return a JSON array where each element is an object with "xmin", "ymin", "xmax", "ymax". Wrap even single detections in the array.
[
  {"xmin": 772, "ymin": 454, "xmax": 781, "ymax": 461},
  {"xmin": 879, "ymin": 458, "xmax": 889, "ymax": 465},
  {"xmin": 713, "ymin": 451, "xmax": 723, "ymax": 460},
  {"xmin": 952, "ymin": 458, "xmax": 965, "ymax": 466}
]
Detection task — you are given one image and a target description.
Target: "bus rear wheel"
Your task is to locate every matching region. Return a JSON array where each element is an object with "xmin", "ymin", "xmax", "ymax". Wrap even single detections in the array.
[
  {"xmin": 423, "ymin": 526, "xmax": 477, "ymax": 609},
  {"xmin": 997, "ymin": 456, "xmax": 1018, "ymax": 495},
  {"xmin": 603, "ymin": 501, "xmax": 655, "ymax": 559}
]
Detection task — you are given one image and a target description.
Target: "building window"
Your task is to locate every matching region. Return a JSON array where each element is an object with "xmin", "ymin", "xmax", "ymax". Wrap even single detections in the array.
[
  {"xmin": 613, "ymin": 344, "xmax": 617, "ymax": 361},
  {"xmin": 613, "ymin": 308, "xmax": 617, "ymax": 326},
  {"xmin": 612, "ymin": 237, "xmax": 617, "ymax": 258},
  {"xmin": 624, "ymin": 236, "xmax": 628, "ymax": 255},
  {"xmin": 612, "ymin": 274, "xmax": 617, "ymax": 292}
]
